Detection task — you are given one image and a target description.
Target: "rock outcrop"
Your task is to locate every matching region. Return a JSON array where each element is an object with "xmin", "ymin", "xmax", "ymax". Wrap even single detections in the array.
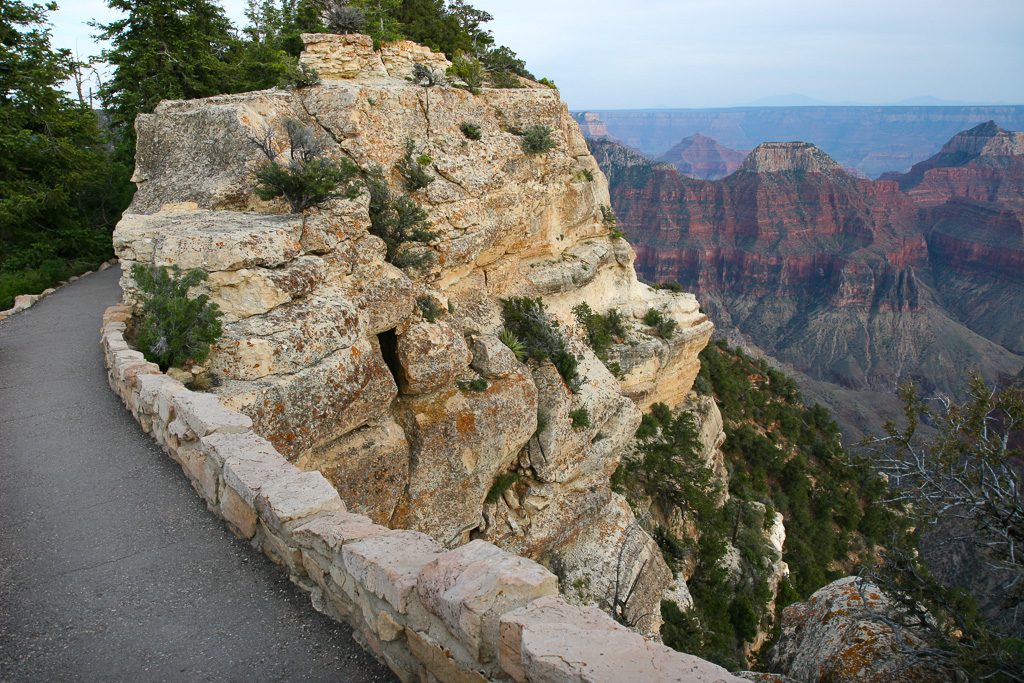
[
  {"xmin": 113, "ymin": 33, "xmax": 713, "ymax": 638},
  {"xmin": 656, "ymin": 133, "xmax": 749, "ymax": 180},
  {"xmin": 767, "ymin": 577, "xmax": 954, "ymax": 683}
]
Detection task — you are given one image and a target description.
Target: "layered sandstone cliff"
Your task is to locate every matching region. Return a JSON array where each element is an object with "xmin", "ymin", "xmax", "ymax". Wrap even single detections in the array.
[
  {"xmin": 113, "ymin": 33, "xmax": 714, "ymax": 637},
  {"xmin": 882, "ymin": 121, "xmax": 1024, "ymax": 207},
  {"xmin": 591, "ymin": 137, "xmax": 1024, "ymax": 411}
]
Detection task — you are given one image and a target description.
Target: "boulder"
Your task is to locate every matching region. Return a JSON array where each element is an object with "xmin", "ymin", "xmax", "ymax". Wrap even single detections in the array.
[
  {"xmin": 767, "ymin": 577, "xmax": 954, "ymax": 683},
  {"xmin": 394, "ymin": 367, "xmax": 537, "ymax": 547},
  {"xmin": 395, "ymin": 321, "xmax": 471, "ymax": 394}
]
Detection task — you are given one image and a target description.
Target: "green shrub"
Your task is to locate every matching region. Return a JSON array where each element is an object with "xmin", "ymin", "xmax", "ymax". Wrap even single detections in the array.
[
  {"xmin": 641, "ymin": 307, "xmax": 677, "ymax": 339},
  {"xmin": 656, "ymin": 317, "xmax": 677, "ymax": 339},
  {"xmin": 501, "ymin": 297, "xmax": 579, "ymax": 390},
  {"xmin": 573, "ymin": 302, "xmax": 627, "ymax": 376},
  {"xmin": 131, "ymin": 264, "xmax": 223, "ymax": 370},
  {"xmin": 485, "ymin": 472, "xmax": 521, "ymax": 504},
  {"xmin": 448, "ymin": 51, "xmax": 484, "ymax": 89},
  {"xmin": 573, "ymin": 169, "xmax": 594, "ymax": 182},
  {"xmin": 366, "ymin": 174, "xmax": 438, "ymax": 271},
  {"xmin": 417, "ymin": 295, "xmax": 443, "ymax": 322},
  {"xmin": 652, "ymin": 281, "xmax": 684, "ymax": 293},
  {"xmin": 569, "ymin": 407, "xmax": 590, "ymax": 429},
  {"xmin": 398, "ymin": 137, "xmax": 435, "ymax": 191},
  {"xmin": 537, "ymin": 77, "xmax": 557, "ymax": 89},
  {"xmin": 251, "ymin": 119, "xmax": 359, "ymax": 213},
  {"xmin": 600, "ymin": 204, "xmax": 616, "ymax": 226},
  {"xmin": 458, "ymin": 377, "xmax": 489, "ymax": 392},
  {"xmin": 520, "ymin": 125, "xmax": 556, "ymax": 155},
  {"xmin": 460, "ymin": 122, "xmax": 482, "ymax": 140},
  {"xmin": 281, "ymin": 62, "xmax": 321, "ymax": 88},
  {"xmin": 499, "ymin": 328, "xmax": 527, "ymax": 362},
  {"xmin": 643, "ymin": 307, "xmax": 664, "ymax": 327}
]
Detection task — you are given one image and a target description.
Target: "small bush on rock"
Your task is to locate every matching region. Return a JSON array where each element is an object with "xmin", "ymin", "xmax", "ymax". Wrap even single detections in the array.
[
  {"xmin": 131, "ymin": 264, "xmax": 223, "ymax": 370},
  {"xmin": 366, "ymin": 174, "xmax": 438, "ymax": 271},
  {"xmin": 417, "ymin": 295, "xmax": 443, "ymax": 322},
  {"xmin": 652, "ymin": 281, "xmax": 683, "ymax": 293},
  {"xmin": 412, "ymin": 62, "xmax": 444, "ymax": 87},
  {"xmin": 460, "ymin": 122, "xmax": 482, "ymax": 140},
  {"xmin": 251, "ymin": 119, "xmax": 359, "ymax": 213},
  {"xmin": 501, "ymin": 296, "xmax": 580, "ymax": 390},
  {"xmin": 281, "ymin": 62, "xmax": 321, "ymax": 89},
  {"xmin": 643, "ymin": 307, "xmax": 676, "ymax": 338},
  {"xmin": 398, "ymin": 137, "xmax": 435, "ymax": 191},
  {"xmin": 485, "ymin": 472, "xmax": 521, "ymax": 504},
  {"xmin": 569, "ymin": 407, "xmax": 591, "ymax": 429},
  {"xmin": 521, "ymin": 124, "xmax": 556, "ymax": 155}
]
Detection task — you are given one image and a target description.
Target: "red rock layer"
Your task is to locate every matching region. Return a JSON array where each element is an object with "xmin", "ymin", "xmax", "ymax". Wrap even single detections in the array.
[{"xmin": 655, "ymin": 133, "xmax": 749, "ymax": 180}]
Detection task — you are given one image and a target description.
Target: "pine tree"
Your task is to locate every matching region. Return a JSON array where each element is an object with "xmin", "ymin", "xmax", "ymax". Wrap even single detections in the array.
[
  {"xmin": 0, "ymin": 0, "xmax": 124, "ymax": 303},
  {"xmin": 93, "ymin": 0, "xmax": 241, "ymax": 155}
]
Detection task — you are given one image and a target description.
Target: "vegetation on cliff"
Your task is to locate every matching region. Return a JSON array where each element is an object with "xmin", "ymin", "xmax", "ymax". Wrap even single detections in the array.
[
  {"xmin": 130, "ymin": 264, "xmax": 223, "ymax": 370},
  {"xmin": 614, "ymin": 341, "xmax": 904, "ymax": 669}
]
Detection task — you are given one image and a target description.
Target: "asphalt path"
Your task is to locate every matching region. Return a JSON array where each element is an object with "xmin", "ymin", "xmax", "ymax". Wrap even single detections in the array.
[{"xmin": 0, "ymin": 267, "xmax": 396, "ymax": 683}]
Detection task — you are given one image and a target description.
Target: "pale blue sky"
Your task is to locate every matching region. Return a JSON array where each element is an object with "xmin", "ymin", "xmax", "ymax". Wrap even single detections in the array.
[{"xmin": 50, "ymin": 0, "xmax": 1024, "ymax": 109}]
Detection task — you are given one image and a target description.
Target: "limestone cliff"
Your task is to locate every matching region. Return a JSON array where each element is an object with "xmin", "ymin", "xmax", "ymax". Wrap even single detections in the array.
[{"xmin": 112, "ymin": 33, "xmax": 713, "ymax": 638}]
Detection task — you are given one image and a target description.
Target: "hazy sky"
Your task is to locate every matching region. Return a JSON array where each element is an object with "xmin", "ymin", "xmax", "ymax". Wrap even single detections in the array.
[{"xmin": 50, "ymin": 0, "xmax": 1024, "ymax": 109}]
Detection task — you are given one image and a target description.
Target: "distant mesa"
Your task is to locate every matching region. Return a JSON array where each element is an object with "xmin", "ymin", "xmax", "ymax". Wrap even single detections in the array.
[
  {"xmin": 737, "ymin": 141, "xmax": 847, "ymax": 179},
  {"xmin": 655, "ymin": 133, "xmax": 749, "ymax": 180},
  {"xmin": 574, "ymin": 111, "xmax": 623, "ymax": 144}
]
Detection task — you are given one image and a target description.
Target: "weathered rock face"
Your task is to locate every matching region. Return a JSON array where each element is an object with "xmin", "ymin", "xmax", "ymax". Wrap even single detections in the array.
[
  {"xmin": 591, "ymin": 136, "xmax": 1024, "ymax": 409},
  {"xmin": 656, "ymin": 133, "xmax": 750, "ymax": 181},
  {"xmin": 114, "ymin": 33, "xmax": 713, "ymax": 638},
  {"xmin": 767, "ymin": 577, "xmax": 954, "ymax": 683}
]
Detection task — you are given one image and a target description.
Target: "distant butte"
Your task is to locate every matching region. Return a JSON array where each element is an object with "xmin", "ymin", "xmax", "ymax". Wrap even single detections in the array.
[{"xmin": 655, "ymin": 133, "xmax": 749, "ymax": 180}]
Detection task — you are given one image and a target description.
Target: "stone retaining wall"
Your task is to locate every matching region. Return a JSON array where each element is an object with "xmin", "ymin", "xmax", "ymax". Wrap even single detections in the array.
[{"xmin": 101, "ymin": 302, "xmax": 743, "ymax": 683}]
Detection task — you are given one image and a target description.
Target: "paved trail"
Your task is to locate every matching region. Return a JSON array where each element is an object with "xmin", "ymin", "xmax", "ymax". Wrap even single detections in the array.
[{"xmin": 0, "ymin": 267, "xmax": 395, "ymax": 682}]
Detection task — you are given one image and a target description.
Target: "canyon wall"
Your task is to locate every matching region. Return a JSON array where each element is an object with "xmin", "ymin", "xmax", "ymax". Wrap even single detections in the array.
[{"xmin": 591, "ymin": 122, "xmax": 1024, "ymax": 438}]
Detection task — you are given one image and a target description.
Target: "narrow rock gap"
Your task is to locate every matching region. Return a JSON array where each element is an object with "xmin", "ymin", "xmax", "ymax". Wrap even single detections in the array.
[{"xmin": 377, "ymin": 327, "xmax": 402, "ymax": 386}]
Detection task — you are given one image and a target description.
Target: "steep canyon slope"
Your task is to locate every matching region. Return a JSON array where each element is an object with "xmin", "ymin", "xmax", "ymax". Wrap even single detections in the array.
[
  {"xmin": 112, "ymin": 33, "xmax": 717, "ymax": 637},
  {"xmin": 591, "ymin": 123, "xmax": 1024, "ymax": 438}
]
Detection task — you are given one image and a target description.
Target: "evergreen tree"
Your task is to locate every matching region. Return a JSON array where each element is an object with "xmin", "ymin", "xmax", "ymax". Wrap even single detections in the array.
[
  {"xmin": 94, "ymin": 0, "xmax": 240, "ymax": 155},
  {"xmin": 0, "ymin": 0, "xmax": 125, "ymax": 307},
  {"xmin": 232, "ymin": 0, "xmax": 294, "ymax": 90}
]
